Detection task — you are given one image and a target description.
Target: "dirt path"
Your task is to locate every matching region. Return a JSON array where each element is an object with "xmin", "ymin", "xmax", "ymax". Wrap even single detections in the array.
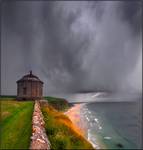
[{"xmin": 30, "ymin": 100, "xmax": 50, "ymax": 150}]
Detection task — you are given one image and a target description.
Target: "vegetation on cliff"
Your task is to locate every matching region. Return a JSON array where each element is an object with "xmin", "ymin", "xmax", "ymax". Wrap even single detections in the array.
[
  {"xmin": 41, "ymin": 101, "xmax": 94, "ymax": 149},
  {"xmin": 44, "ymin": 96, "xmax": 70, "ymax": 111},
  {"xmin": 0, "ymin": 97, "xmax": 94, "ymax": 149}
]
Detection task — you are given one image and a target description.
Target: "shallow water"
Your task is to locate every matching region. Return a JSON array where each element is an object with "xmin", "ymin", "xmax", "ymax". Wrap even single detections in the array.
[{"xmin": 82, "ymin": 101, "xmax": 142, "ymax": 149}]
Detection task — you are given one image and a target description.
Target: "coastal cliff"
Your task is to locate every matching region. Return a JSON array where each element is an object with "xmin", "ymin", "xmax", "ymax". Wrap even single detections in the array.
[{"xmin": 40, "ymin": 98, "xmax": 94, "ymax": 149}]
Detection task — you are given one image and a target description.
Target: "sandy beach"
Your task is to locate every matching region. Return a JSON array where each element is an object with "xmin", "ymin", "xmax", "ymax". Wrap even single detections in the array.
[
  {"xmin": 65, "ymin": 103, "xmax": 102, "ymax": 149},
  {"xmin": 65, "ymin": 104, "xmax": 87, "ymax": 136}
]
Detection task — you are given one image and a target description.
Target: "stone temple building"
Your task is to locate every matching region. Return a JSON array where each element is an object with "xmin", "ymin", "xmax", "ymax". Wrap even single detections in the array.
[{"xmin": 17, "ymin": 71, "xmax": 43, "ymax": 100}]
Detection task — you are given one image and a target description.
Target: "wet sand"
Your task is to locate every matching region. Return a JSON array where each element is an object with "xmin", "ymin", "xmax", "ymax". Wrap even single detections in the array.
[
  {"xmin": 65, "ymin": 103, "xmax": 102, "ymax": 149},
  {"xmin": 65, "ymin": 104, "xmax": 87, "ymax": 136}
]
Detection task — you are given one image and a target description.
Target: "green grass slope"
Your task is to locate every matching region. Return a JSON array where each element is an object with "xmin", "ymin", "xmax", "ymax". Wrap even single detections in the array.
[{"xmin": 0, "ymin": 100, "xmax": 34, "ymax": 149}]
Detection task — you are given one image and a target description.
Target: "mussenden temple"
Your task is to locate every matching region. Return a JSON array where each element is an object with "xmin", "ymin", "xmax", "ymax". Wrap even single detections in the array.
[{"xmin": 16, "ymin": 71, "xmax": 43, "ymax": 100}]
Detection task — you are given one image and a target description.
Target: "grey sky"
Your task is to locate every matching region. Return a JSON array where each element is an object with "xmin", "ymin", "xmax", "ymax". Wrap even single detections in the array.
[{"xmin": 1, "ymin": 1, "xmax": 142, "ymax": 95}]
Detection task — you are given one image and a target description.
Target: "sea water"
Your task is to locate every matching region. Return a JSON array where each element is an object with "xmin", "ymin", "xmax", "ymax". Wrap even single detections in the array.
[
  {"xmin": 81, "ymin": 101, "xmax": 142, "ymax": 149},
  {"xmin": 50, "ymin": 92, "xmax": 142, "ymax": 149}
]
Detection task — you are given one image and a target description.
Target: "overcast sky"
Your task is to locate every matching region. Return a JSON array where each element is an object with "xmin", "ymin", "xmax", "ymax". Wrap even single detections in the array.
[{"xmin": 1, "ymin": 1, "xmax": 142, "ymax": 96}]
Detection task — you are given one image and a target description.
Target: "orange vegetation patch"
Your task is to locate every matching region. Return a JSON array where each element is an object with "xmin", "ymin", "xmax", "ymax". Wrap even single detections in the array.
[{"xmin": 42, "ymin": 103, "xmax": 86, "ymax": 136}]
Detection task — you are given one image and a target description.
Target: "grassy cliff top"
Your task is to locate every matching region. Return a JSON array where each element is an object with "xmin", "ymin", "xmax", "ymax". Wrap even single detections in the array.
[
  {"xmin": 44, "ymin": 96, "xmax": 70, "ymax": 111},
  {"xmin": 0, "ymin": 99, "xmax": 34, "ymax": 149}
]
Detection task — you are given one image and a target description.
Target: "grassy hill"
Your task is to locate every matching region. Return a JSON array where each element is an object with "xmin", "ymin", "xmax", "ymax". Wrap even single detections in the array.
[
  {"xmin": 0, "ymin": 96, "xmax": 94, "ymax": 149},
  {"xmin": 0, "ymin": 99, "xmax": 34, "ymax": 149}
]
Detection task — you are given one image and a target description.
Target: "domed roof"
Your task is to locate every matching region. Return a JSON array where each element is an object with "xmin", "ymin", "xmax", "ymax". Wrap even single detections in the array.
[{"xmin": 17, "ymin": 71, "xmax": 43, "ymax": 83}]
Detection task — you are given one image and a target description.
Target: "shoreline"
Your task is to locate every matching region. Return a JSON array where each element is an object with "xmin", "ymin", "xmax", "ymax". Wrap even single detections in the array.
[
  {"xmin": 65, "ymin": 103, "xmax": 103, "ymax": 149},
  {"xmin": 65, "ymin": 104, "xmax": 87, "ymax": 136}
]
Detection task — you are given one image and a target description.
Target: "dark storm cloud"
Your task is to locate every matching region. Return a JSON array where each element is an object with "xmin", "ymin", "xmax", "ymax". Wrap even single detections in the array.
[
  {"xmin": 119, "ymin": 1, "xmax": 142, "ymax": 34},
  {"xmin": 1, "ymin": 1, "xmax": 142, "ymax": 95}
]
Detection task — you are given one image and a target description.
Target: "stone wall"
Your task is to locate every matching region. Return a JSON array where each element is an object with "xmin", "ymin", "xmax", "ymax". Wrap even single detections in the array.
[{"xmin": 30, "ymin": 100, "xmax": 50, "ymax": 149}]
